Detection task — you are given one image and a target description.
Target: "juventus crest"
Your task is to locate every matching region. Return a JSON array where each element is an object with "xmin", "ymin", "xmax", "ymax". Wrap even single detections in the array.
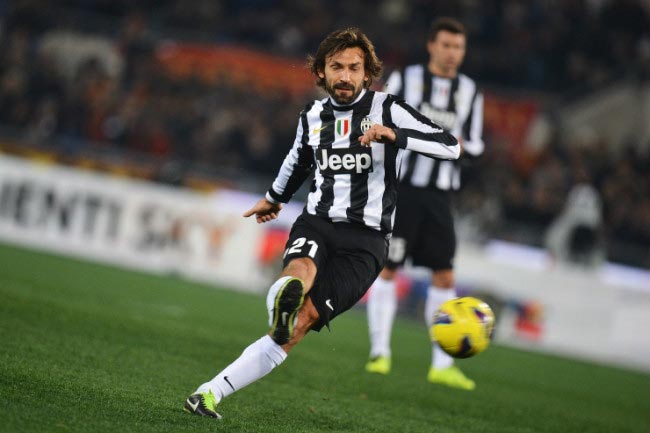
[{"xmin": 360, "ymin": 116, "xmax": 373, "ymax": 133}]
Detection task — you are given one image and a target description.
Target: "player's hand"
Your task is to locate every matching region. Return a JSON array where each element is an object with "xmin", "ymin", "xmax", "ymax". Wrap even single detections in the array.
[
  {"xmin": 358, "ymin": 124, "xmax": 396, "ymax": 147},
  {"xmin": 243, "ymin": 198, "xmax": 283, "ymax": 224}
]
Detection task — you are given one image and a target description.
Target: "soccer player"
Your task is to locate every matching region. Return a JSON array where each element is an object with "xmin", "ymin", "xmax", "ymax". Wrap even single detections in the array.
[
  {"xmin": 365, "ymin": 17, "xmax": 484, "ymax": 390},
  {"xmin": 184, "ymin": 27, "xmax": 460, "ymax": 419}
]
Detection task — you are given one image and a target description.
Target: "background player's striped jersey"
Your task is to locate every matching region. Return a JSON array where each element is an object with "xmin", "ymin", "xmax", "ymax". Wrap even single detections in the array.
[
  {"xmin": 266, "ymin": 89, "xmax": 459, "ymax": 235},
  {"xmin": 385, "ymin": 64, "xmax": 484, "ymax": 191}
]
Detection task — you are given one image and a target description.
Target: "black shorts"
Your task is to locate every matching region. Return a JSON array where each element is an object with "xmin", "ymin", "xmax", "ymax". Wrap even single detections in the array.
[
  {"xmin": 385, "ymin": 185, "xmax": 456, "ymax": 270},
  {"xmin": 283, "ymin": 212, "xmax": 387, "ymax": 331}
]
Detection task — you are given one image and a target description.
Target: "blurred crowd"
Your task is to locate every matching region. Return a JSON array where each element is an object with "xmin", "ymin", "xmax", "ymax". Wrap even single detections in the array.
[
  {"xmin": 457, "ymin": 126, "xmax": 650, "ymax": 268},
  {"xmin": 4, "ymin": 0, "xmax": 650, "ymax": 90},
  {"xmin": 0, "ymin": 0, "xmax": 649, "ymax": 268}
]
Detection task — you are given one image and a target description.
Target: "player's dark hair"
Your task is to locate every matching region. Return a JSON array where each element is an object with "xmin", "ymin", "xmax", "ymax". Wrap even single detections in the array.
[
  {"xmin": 428, "ymin": 17, "xmax": 466, "ymax": 41},
  {"xmin": 307, "ymin": 27, "xmax": 383, "ymax": 90}
]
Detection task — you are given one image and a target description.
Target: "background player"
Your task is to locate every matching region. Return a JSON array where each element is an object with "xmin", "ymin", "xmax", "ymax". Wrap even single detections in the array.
[{"xmin": 365, "ymin": 17, "xmax": 484, "ymax": 390}]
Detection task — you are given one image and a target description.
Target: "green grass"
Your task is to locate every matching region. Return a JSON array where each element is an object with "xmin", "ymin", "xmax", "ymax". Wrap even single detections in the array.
[{"xmin": 1, "ymin": 242, "xmax": 649, "ymax": 433}]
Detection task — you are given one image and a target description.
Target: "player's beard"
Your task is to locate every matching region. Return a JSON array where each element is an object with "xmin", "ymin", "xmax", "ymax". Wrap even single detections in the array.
[{"xmin": 327, "ymin": 82, "xmax": 362, "ymax": 105}]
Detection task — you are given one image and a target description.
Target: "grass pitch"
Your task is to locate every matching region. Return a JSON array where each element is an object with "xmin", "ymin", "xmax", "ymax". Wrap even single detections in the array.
[{"xmin": 1, "ymin": 243, "xmax": 649, "ymax": 433}]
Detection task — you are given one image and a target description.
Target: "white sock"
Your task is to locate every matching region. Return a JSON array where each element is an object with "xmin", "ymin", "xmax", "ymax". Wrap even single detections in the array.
[
  {"xmin": 266, "ymin": 276, "xmax": 293, "ymax": 326},
  {"xmin": 196, "ymin": 335, "xmax": 287, "ymax": 401},
  {"xmin": 367, "ymin": 276, "xmax": 397, "ymax": 358},
  {"xmin": 425, "ymin": 286, "xmax": 456, "ymax": 370}
]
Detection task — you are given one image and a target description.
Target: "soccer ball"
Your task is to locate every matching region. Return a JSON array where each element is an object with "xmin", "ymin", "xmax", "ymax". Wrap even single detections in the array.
[{"xmin": 430, "ymin": 296, "xmax": 495, "ymax": 359}]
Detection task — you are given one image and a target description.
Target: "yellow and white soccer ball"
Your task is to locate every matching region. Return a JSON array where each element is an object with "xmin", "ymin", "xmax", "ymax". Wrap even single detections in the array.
[{"xmin": 430, "ymin": 296, "xmax": 495, "ymax": 359}]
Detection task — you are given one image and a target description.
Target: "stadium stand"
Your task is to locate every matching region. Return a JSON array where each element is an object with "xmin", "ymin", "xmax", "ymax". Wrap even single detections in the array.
[{"xmin": 0, "ymin": 0, "xmax": 648, "ymax": 268}]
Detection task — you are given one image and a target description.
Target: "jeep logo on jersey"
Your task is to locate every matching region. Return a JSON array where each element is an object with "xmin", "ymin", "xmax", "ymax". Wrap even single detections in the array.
[
  {"xmin": 335, "ymin": 118, "xmax": 350, "ymax": 137},
  {"xmin": 317, "ymin": 147, "xmax": 373, "ymax": 175}
]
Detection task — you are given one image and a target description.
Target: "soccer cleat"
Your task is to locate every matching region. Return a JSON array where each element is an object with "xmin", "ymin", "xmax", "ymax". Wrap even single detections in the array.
[
  {"xmin": 183, "ymin": 390, "xmax": 222, "ymax": 419},
  {"xmin": 365, "ymin": 355, "xmax": 391, "ymax": 375},
  {"xmin": 270, "ymin": 278, "xmax": 304, "ymax": 345},
  {"xmin": 427, "ymin": 365, "xmax": 476, "ymax": 390}
]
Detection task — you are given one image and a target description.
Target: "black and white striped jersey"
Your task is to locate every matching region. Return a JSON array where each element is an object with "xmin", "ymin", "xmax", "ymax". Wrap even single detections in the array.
[
  {"xmin": 385, "ymin": 64, "xmax": 484, "ymax": 191},
  {"xmin": 265, "ymin": 89, "xmax": 459, "ymax": 235}
]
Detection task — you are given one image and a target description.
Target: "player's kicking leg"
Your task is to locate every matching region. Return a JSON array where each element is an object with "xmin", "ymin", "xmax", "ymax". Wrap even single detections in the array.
[
  {"xmin": 184, "ymin": 258, "xmax": 317, "ymax": 419},
  {"xmin": 269, "ymin": 277, "xmax": 305, "ymax": 345}
]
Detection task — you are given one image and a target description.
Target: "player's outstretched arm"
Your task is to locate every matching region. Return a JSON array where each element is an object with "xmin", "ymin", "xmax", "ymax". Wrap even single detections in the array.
[
  {"xmin": 243, "ymin": 198, "xmax": 283, "ymax": 224},
  {"xmin": 358, "ymin": 124, "xmax": 396, "ymax": 147}
]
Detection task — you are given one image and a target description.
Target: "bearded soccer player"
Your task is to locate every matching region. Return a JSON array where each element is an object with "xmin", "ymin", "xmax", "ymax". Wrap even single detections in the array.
[
  {"xmin": 183, "ymin": 27, "xmax": 459, "ymax": 419},
  {"xmin": 365, "ymin": 17, "xmax": 484, "ymax": 390}
]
